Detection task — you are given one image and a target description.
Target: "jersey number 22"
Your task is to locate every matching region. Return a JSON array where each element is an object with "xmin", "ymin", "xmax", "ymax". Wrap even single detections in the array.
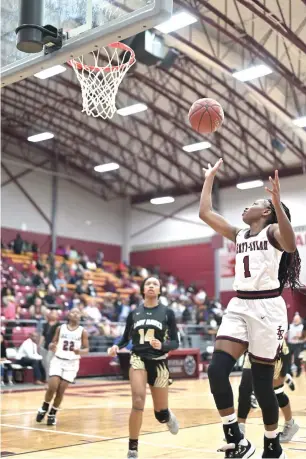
[{"xmin": 63, "ymin": 340, "xmax": 75, "ymax": 351}]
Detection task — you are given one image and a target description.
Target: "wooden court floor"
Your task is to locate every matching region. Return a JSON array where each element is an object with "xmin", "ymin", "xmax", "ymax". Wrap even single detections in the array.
[{"xmin": 1, "ymin": 376, "xmax": 306, "ymax": 458}]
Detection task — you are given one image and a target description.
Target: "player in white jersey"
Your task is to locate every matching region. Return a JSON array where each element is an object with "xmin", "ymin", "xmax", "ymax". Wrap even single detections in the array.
[
  {"xmin": 36, "ymin": 308, "xmax": 89, "ymax": 425},
  {"xmin": 199, "ymin": 159, "xmax": 301, "ymax": 459}
]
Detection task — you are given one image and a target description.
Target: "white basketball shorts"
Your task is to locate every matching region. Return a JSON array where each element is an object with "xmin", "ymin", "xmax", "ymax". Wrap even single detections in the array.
[
  {"xmin": 49, "ymin": 356, "xmax": 80, "ymax": 383},
  {"xmin": 217, "ymin": 295, "xmax": 288, "ymax": 362}
]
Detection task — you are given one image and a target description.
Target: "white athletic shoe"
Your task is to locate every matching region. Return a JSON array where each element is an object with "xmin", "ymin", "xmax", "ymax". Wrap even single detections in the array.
[
  {"xmin": 127, "ymin": 450, "xmax": 138, "ymax": 458},
  {"xmin": 167, "ymin": 410, "xmax": 179, "ymax": 435},
  {"xmin": 218, "ymin": 438, "xmax": 255, "ymax": 458},
  {"xmin": 280, "ymin": 420, "xmax": 299, "ymax": 443}
]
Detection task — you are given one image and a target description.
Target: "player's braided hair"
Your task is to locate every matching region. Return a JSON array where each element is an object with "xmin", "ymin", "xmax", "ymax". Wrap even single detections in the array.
[{"xmin": 266, "ymin": 199, "xmax": 302, "ymax": 293}]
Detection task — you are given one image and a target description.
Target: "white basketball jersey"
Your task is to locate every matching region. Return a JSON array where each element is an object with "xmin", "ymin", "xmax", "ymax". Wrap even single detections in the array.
[
  {"xmin": 55, "ymin": 324, "xmax": 83, "ymax": 360},
  {"xmin": 233, "ymin": 225, "xmax": 282, "ymax": 291}
]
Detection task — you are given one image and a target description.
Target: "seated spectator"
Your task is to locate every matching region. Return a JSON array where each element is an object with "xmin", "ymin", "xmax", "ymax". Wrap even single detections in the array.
[
  {"xmin": 56, "ymin": 245, "xmax": 65, "ymax": 256},
  {"xmin": 13, "ymin": 233, "xmax": 24, "ymax": 255},
  {"xmin": 32, "ymin": 270, "xmax": 44, "ymax": 288},
  {"xmin": 96, "ymin": 250, "xmax": 104, "ymax": 268},
  {"xmin": 69, "ymin": 246, "xmax": 79, "ymax": 260},
  {"xmin": 195, "ymin": 288, "xmax": 207, "ymax": 305},
  {"xmin": 86, "ymin": 280, "xmax": 96, "ymax": 297},
  {"xmin": 85, "ymin": 318, "xmax": 99, "ymax": 337},
  {"xmin": 32, "ymin": 241, "xmax": 39, "ymax": 253},
  {"xmin": 29, "ymin": 298, "xmax": 48, "ymax": 320},
  {"xmin": 1, "ymin": 333, "xmax": 14, "ymax": 385},
  {"xmin": 44, "ymin": 284, "xmax": 56, "ymax": 306},
  {"xmin": 113, "ymin": 294, "xmax": 123, "ymax": 321},
  {"xmin": 84, "ymin": 302, "xmax": 102, "ymax": 324},
  {"xmin": 40, "ymin": 310, "xmax": 60, "ymax": 379},
  {"xmin": 76, "ymin": 279, "xmax": 88, "ymax": 295},
  {"xmin": 55, "ymin": 271, "xmax": 67, "ymax": 292},
  {"xmin": 16, "ymin": 332, "xmax": 46, "ymax": 384},
  {"xmin": 196, "ymin": 303, "xmax": 209, "ymax": 325},
  {"xmin": 118, "ymin": 301, "xmax": 131, "ymax": 322},
  {"xmin": 79, "ymin": 252, "xmax": 89, "ymax": 270},
  {"xmin": 68, "ymin": 292, "xmax": 81, "ymax": 310}
]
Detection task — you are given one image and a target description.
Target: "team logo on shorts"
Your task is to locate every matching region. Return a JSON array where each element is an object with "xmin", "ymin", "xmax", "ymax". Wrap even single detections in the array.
[
  {"xmin": 183, "ymin": 355, "xmax": 196, "ymax": 376},
  {"xmin": 276, "ymin": 326, "xmax": 285, "ymax": 341}
]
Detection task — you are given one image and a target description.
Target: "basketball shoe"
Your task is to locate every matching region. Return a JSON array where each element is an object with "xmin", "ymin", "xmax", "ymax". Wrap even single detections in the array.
[
  {"xmin": 262, "ymin": 435, "xmax": 287, "ymax": 458},
  {"xmin": 218, "ymin": 438, "xmax": 255, "ymax": 458},
  {"xmin": 127, "ymin": 450, "xmax": 138, "ymax": 458},
  {"xmin": 280, "ymin": 420, "xmax": 299, "ymax": 443},
  {"xmin": 166, "ymin": 410, "xmax": 179, "ymax": 435}
]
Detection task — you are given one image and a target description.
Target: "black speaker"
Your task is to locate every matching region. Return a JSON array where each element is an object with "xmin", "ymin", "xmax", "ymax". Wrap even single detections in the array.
[
  {"xmin": 271, "ymin": 138, "xmax": 286, "ymax": 153},
  {"xmin": 121, "ymin": 30, "xmax": 166, "ymax": 66},
  {"xmin": 159, "ymin": 48, "xmax": 180, "ymax": 69}
]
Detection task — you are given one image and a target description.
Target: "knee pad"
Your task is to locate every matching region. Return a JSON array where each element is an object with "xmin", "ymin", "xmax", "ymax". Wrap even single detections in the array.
[
  {"xmin": 251, "ymin": 362, "xmax": 278, "ymax": 426},
  {"xmin": 274, "ymin": 385, "xmax": 289, "ymax": 408},
  {"xmin": 208, "ymin": 351, "xmax": 236, "ymax": 410},
  {"xmin": 154, "ymin": 409, "xmax": 170, "ymax": 423}
]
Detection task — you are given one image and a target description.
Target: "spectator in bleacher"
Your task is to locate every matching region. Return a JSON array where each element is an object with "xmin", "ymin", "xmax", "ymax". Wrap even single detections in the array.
[
  {"xmin": 40, "ymin": 310, "xmax": 60, "ymax": 379},
  {"xmin": 13, "ymin": 233, "xmax": 24, "ymax": 255},
  {"xmin": 84, "ymin": 302, "xmax": 102, "ymax": 324},
  {"xmin": 55, "ymin": 271, "xmax": 67, "ymax": 292},
  {"xmin": 86, "ymin": 280, "xmax": 97, "ymax": 297},
  {"xmin": 2, "ymin": 283, "xmax": 15, "ymax": 298},
  {"xmin": 44, "ymin": 284, "xmax": 57, "ymax": 307},
  {"xmin": 195, "ymin": 288, "xmax": 207, "ymax": 305},
  {"xmin": 113, "ymin": 294, "xmax": 123, "ymax": 321},
  {"xmin": 79, "ymin": 252, "xmax": 89, "ymax": 270},
  {"xmin": 170, "ymin": 300, "xmax": 185, "ymax": 322},
  {"xmin": 32, "ymin": 270, "xmax": 45, "ymax": 288},
  {"xmin": 1, "ymin": 333, "xmax": 14, "ymax": 385},
  {"xmin": 16, "ymin": 332, "xmax": 46, "ymax": 384},
  {"xmin": 196, "ymin": 303, "xmax": 209, "ymax": 325},
  {"xmin": 56, "ymin": 245, "xmax": 65, "ymax": 256},
  {"xmin": 102, "ymin": 293, "xmax": 115, "ymax": 319},
  {"xmin": 32, "ymin": 241, "xmax": 39, "ymax": 253},
  {"xmin": 69, "ymin": 246, "xmax": 79, "ymax": 260},
  {"xmin": 118, "ymin": 301, "xmax": 131, "ymax": 322},
  {"xmin": 96, "ymin": 249, "xmax": 104, "ymax": 268},
  {"xmin": 29, "ymin": 298, "xmax": 48, "ymax": 321},
  {"xmin": 76, "ymin": 279, "xmax": 88, "ymax": 295}
]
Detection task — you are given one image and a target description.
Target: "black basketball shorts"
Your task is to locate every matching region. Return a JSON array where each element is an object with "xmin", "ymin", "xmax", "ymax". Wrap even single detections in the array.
[{"xmin": 130, "ymin": 353, "xmax": 171, "ymax": 387}]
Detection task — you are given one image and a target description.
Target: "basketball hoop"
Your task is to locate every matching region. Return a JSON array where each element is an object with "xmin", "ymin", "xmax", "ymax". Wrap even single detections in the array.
[{"xmin": 68, "ymin": 42, "xmax": 135, "ymax": 119}]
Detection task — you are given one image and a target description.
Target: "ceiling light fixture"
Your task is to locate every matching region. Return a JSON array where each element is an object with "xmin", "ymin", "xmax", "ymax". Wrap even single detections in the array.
[
  {"xmin": 117, "ymin": 103, "xmax": 147, "ymax": 116},
  {"xmin": 27, "ymin": 132, "xmax": 54, "ymax": 142},
  {"xmin": 34, "ymin": 65, "xmax": 66, "ymax": 79},
  {"xmin": 155, "ymin": 12, "xmax": 197, "ymax": 34},
  {"xmin": 232, "ymin": 65, "xmax": 272, "ymax": 82},
  {"xmin": 183, "ymin": 141, "xmax": 211, "ymax": 152},
  {"xmin": 236, "ymin": 180, "xmax": 264, "ymax": 190},
  {"xmin": 150, "ymin": 196, "xmax": 175, "ymax": 205},
  {"xmin": 94, "ymin": 163, "xmax": 119, "ymax": 173}
]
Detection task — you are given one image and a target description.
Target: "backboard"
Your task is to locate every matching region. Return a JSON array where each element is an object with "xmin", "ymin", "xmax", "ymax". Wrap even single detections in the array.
[{"xmin": 1, "ymin": 0, "xmax": 172, "ymax": 87}]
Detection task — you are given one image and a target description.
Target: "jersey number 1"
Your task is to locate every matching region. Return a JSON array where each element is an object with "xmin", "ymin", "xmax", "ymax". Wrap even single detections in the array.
[
  {"xmin": 243, "ymin": 255, "xmax": 251, "ymax": 278},
  {"xmin": 138, "ymin": 329, "xmax": 155, "ymax": 344}
]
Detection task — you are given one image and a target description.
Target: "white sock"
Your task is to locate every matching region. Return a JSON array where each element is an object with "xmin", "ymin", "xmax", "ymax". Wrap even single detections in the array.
[
  {"xmin": 265, "ymin": 430, "xmax": 278, "ymax": 439},
  {"xmin": 221, "ymin": 413, "xmax": 237, "ymax": 425},
  {"xmin": 285, "ymin": 418, "xmax": 294, "ymax": 426}
]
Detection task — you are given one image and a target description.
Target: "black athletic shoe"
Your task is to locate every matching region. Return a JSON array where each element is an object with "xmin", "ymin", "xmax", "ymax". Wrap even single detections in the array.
[
  {"xmin": 47, "ymin": 415, "xmax": 56, "ymax": 426},
  {"xmin": 218, "ymin": 438, "xmax": 255, "ymax": 458},
  {"xmin": 36, "ymin": 409, "xmax": 47, "ymax": 423},
  {"xmin": 262, "ymin": 434, "xmax": 286, "ymax": 458}
]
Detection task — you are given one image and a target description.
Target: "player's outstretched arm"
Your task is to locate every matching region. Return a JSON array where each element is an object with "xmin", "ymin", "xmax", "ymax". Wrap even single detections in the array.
[
  {"xmin": 265, "ymin": 170, "xmax": 296, "ymax": 253},
  {"xmin": 199, "ymin": 158, "xmax": 238, "ymax": 242}
]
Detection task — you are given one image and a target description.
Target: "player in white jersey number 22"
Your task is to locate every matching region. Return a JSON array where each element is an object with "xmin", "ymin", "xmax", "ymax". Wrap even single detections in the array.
[
  {"xmin": 199, "ymin": 159, "xmax": 302, "ymax": 459},
  {"xmin": 36, "ymin": 308, "xmax": 89, "ymax": 426}
]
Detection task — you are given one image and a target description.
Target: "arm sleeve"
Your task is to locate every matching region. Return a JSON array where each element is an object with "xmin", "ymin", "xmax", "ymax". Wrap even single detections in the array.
[
  {"xmin": 116, "ymin": 312, "xmax": 134, "ymax": 349},
  {"xmin": 162, "ymin": 309, "xmax": 180, "ymax": 352}
]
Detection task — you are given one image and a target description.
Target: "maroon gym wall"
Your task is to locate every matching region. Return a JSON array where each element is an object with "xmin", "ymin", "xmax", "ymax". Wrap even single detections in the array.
[
  {"xmin": 130, "ymin": 242, "xmax": 215, "ymax": 297},
  {"xmin": 1, "ymin": 227, "xmax": 121, "ymax": 262}
]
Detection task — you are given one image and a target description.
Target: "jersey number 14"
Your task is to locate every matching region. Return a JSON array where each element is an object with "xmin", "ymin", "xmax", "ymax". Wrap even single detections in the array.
[{"xmin": 138, "ymin": 329, "xmax": 155, "ymax": 344}]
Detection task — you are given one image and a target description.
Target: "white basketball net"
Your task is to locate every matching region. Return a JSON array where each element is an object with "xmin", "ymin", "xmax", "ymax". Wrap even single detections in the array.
[{"xmin": 68, "ymin": 43, "xmax": 135, "ymax": 119}]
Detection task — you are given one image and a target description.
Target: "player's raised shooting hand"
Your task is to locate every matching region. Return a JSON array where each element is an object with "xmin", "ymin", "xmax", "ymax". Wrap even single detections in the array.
[
  {"xmin": 108, "ymin": 345, "xmax": 119, "ymax": 357},
  {"xmin": 150, "ymin": 338, "xmax": 162, "ymax": 350},
  {"xmin": 265, "ymin": 170, "xmax": 281, "ymax": 206},
  {"xmin": 202, "ymin": 158, "xmax": 223, "ymax": 179}
]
